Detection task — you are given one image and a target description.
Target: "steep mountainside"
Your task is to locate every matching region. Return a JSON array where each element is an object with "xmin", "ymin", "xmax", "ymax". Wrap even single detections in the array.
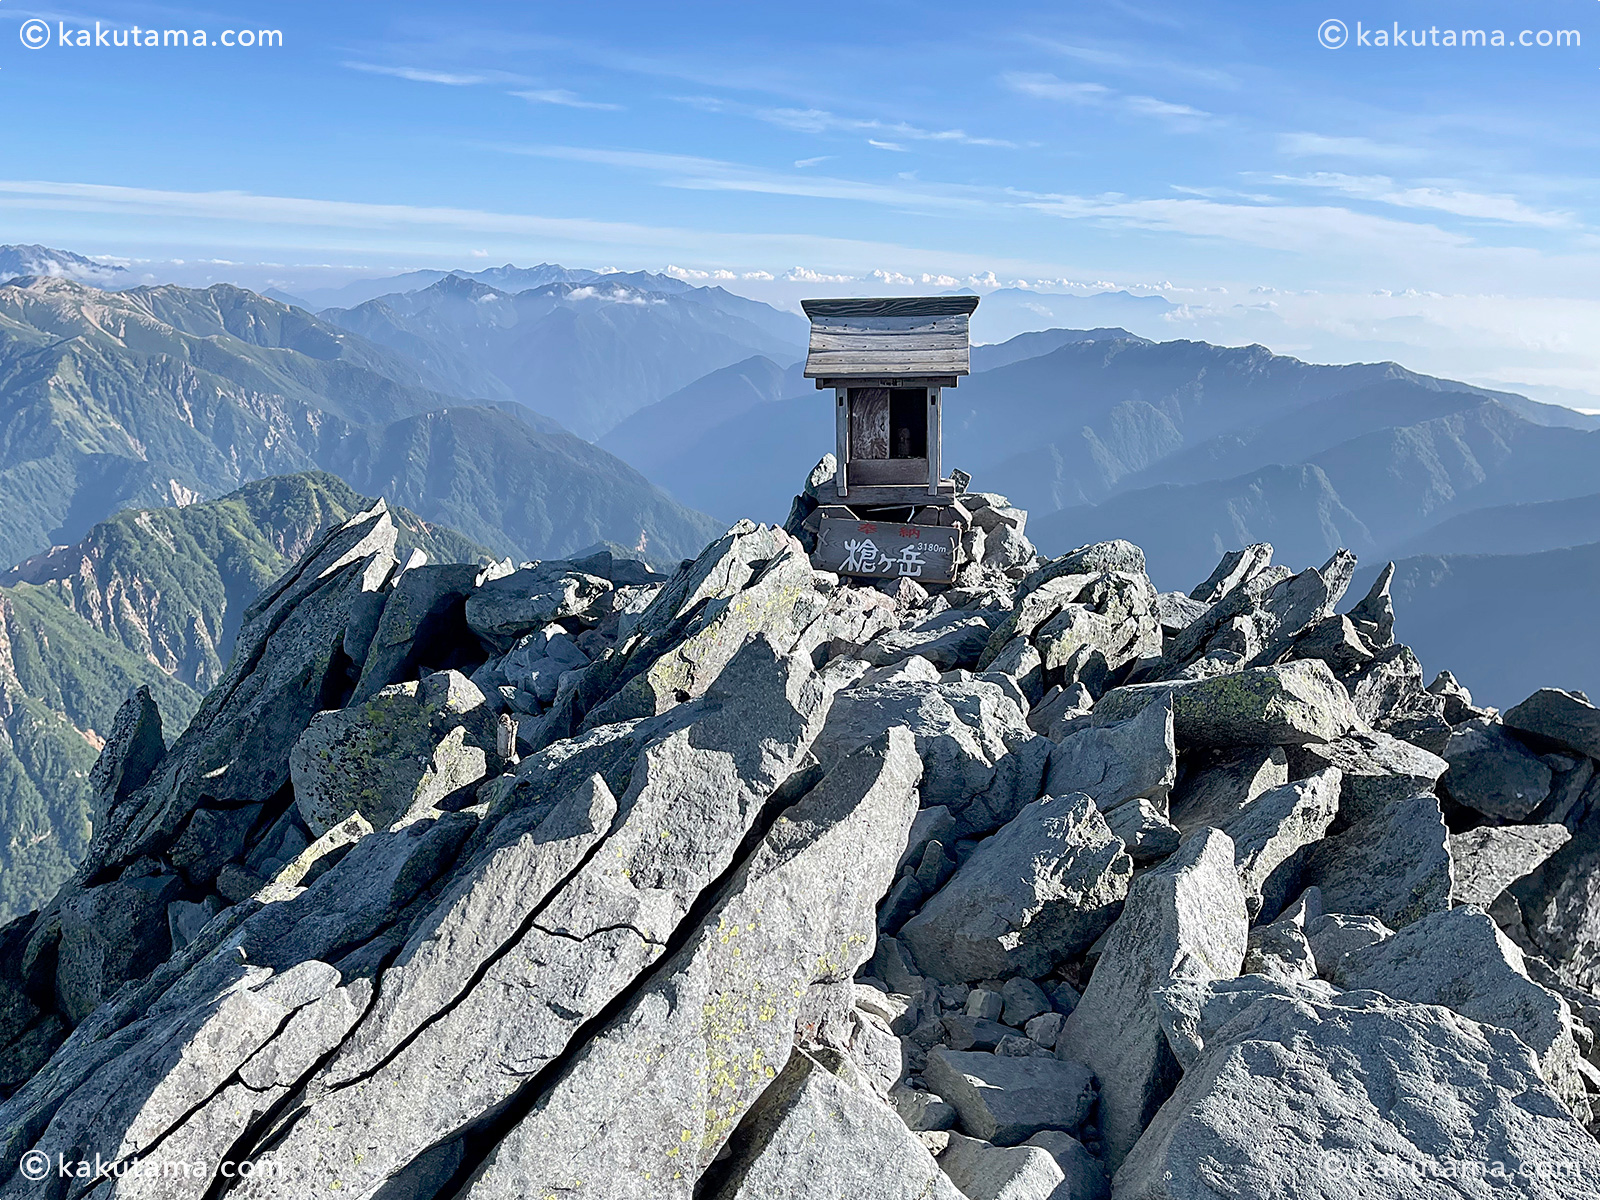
[
  {"xmin": 0, "ymin": 277, "xmax": 720, "ymax": 568},
  {"xmin": 1396, "ymin": 492, "xmax": 1600, "ymax": 558},
  {"xmin": 0, "ymin": 473, "xmax": 491, "ymax": 923},
  {"xmin": 324, "ymin": 274, "xmax": 808, "ymax": 438},
  {"xmin": 598, "ymin": 355, "xmax": 804, "ymax": 484},
  {"xmin": 1361, "ymin": 542, "xmax": 1600, "ymax": 709}
]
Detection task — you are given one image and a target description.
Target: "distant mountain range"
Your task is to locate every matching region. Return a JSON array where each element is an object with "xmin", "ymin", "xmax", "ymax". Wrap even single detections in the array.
[
  {"xmin": 0, "ymin": 244, "xmax": 128, "ymax": 288},
  {"xmin": 321, "ymin": 272, "xmax": 808, "ymax": 438},
  {"xmin": 0, "ymin": 471, "xmax": 487, "ymax": 923},
  {"xmin": 0, "ymin": 275, "xmax": 720, "ymax": 571}
]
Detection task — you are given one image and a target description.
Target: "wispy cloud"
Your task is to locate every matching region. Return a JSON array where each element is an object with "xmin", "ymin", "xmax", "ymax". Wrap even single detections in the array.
[
  {"xmin": 512, "ymin": 88, "xmax": 623, "ymax": 111},
  {"xmin": 1027, "ymin": 35, "xmax": 1238, "ymax": 89},
  {"xmin": 1003, "ymin": 71, "xmax": 1211, "ymax": 126},
  {"xmin": 868, "ymin": 140, "xmax": 907, "ymax": 152},
  {"xmin": 344, "ymin": 62, "xmax": 486, "ymax": 86},
  {"xmin": 1274, "ymin": 172, "xmax": 1578, "ymax": 230},
  {"xmin": 490, "ymin": 144, "xmax": 995, "ymax": 212},
  {"xmin": 794, "ymin": 156, "xmax": 832, "ymax": 168},
  {"xmin": 1277, "ymin": 132, "xmax": 1416, "ymax": 162},
  {"xmin": 672, "ymin": 96, "xmax": 1016, "ymax": 149}
]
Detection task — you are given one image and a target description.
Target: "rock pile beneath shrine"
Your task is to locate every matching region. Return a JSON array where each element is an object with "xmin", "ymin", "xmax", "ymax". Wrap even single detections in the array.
[{"xmin": 1, "ymin": 463, "xmax": 1599, "ymax": 1200}]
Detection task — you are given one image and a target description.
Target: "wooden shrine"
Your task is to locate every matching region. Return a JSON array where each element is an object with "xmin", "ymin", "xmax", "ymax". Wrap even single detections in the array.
[
  {"xmin": 801, "ymin": 295, "xmax": 978, "ymax": 507},
  {"xmin": 800, "ymin": 296, "xmax": 978, "ymax": 583}
]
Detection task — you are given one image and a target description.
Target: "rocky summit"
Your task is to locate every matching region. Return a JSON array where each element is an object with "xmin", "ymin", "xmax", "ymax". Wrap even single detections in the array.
[{"xmin": 0, "ymin": 461, "xmax": 1599, "ymax": 1200}]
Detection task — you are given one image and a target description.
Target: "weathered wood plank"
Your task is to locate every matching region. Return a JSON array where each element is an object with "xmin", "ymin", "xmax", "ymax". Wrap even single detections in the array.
[
  {"xmin": 806, "ymin": 349, "xmax": 969, "ymax": 376},
  {"xmin": 927, "ymin": 388, "xmax": 941, "ymax": 497},
  {"xmin": 850, "ymin": 457, "xmax": 929, "ymax": 485},
  {"xmin": 849, "ymin": 388, "xmax": 890, "ymax": 460},
  {"xmin": 834, "ymin": 389, "xmax": 850, "ymax": 496},
  {"xmin": 808, "ymin": 315, "xmax": 970, "ymax": 336},
  {"xmin": 813, "ymin": 516, "xmax": 959, "ymax": 584},
  {"xmin": 809, "ymin": 332, "xmax": 968, "ymax": 353}
]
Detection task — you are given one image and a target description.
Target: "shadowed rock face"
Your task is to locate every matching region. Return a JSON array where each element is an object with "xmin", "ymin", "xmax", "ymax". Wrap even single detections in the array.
[{"xmin": 0, "ymin": 471, "xmax": 1597, "ymax": 1200}]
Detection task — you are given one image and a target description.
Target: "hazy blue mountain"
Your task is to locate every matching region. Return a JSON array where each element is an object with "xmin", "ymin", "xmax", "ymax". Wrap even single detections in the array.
[
  {"xmin": 1396, "ymin": 492, "xmax": 1600, "ymax": 558},
  {"xmin": 970, "ymin": 327, "xmax": 1146, "ymax": 372},
  {"xmin": 0, "ymin": 276, "xmax": 720, "ymax": 570},
  {"xmin": 1032, "ymin": 464, "xmax": 1377, "ymax": 593},
  {"xmin": 599, "ymin": 356, "xmax": 805, "ymax": 484},
  {"xmin": 1358, "ymin": 543, "xmax": 1600, "ymax": 710},
  {"xmin": 323, "ymin": 275, "xmax": 808, "ymax": 438},
  {"xmin": 0, "ymin": 244, "xmax": 129, "ymax": 288},
  {"xmin": 289, "ymin": 263, "xmax": 598, "ymax": 310},
  {"xmin": 963, "ymin": 288, "xmax": 1176, "ymax": 343}
]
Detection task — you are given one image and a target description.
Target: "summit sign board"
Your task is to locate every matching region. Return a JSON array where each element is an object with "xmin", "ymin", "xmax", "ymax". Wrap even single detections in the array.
[{"xmin": 813, "ymin": 516, "xmax": 959, "ymax": 584}]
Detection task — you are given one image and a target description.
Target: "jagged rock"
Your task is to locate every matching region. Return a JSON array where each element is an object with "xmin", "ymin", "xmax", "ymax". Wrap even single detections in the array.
[
  {"xmin": 352, "ymin": 562, "xmax": 484, "ymax": 701},
  {"xmin": 988, "ymin": 636, "xmax": 1045, "ymax": 704},
  {"xmin": 1443, "ymin": 718, "xmax": 1554, "ymax": 819},
  {"xmin": 1189, "ymin": 543, "xmax": 1274, "ymax": 604},
  {"xmin": 1020, "ymin": 541, "xmax": 1147, "ymax": 597},
  {"xmin": 1506, "ymin": 688, "xmax": 1600, "ymax": 760},
  {"xmin": 1303, "ymin": 911, "xmax": 1393, "ymax": 976},
  {"xmin": 1116, "ymin": 989, "xmax": 1600, "ymax": 1199},
  {"xmin": 862, "ymin": 609, "xmax": 1000, "ymax": 671},
  {"xmin": 812, "ymin": 673, "xmax": 1048, "ymax": 828},
  {"xmin": 1347, "ymin": 561, "xmax": 1396, "ymax": 648},
  {"xmin": 1510, "ymin": 822, "xmax": 1600, "ymax": 993},
  {"xmin": 924, "ymin": 1048, "xmax": 1097, "ymax": 1145},
  {"xmin": 891, "ymin": 1083, "xmax": 959, "ymax": 1132},
  {"xmin": 1042, "ymin": 696, "xmax": 1175, "ymax": 813},
  {"xmin": 581, "ymin": 522, "xmax": 827, "ymax": 728},
  {"xmin": 967, "ymin": 987, "xmax": 1005, "ymax": 1022},
  {"xmin": 1428, "ymin": 668, "xmax": 1491, "ymax": 723},
  {"xmin": 1149, "ymin": 974, "xmax": 1335, "ymax": 1071},
  {"xmin": 1054, "ymin": 829, "xmax": 1248, "ymax": 1169},
  {"xmin": 1242, "ymin": 915, "xmax": 1318, "ymax": 984},
  {"xmin": 1154, "ymin": 592, "xmax": 1209, "ymax": 636},
  {"xmin": 1326, "ymin": 906, "xmax": 1586, "ymax": 1109},
  {"xmin": 1103, "ymin": 798, "xmax": 1180, "ymax": 864},
  {"xmin": 1028, "ymin": 683, "xmax": 1094, "ymax": 737},
  {"xmin": 1284, "ymin": 730, "xmax": 1446, "ymax": 828},
  {"xmin": 289, "ymin": 672, "xmax": 493, "ymax": 836},
  {"xmin": 704, "ymin": 1050, "xmax": 963, "ymax": 1200},
  {"xmin": 229, "ymin": 637, "xmax": 834, "ymax": 1199},
  {"xmin": 1095, "ymin": 660, "xmax": 1358, "ymax": 749},
  {"xmin": 1169, "ymin": 746, "xmax": 1287, "ymax": 828},
  {"xmin": 54, "ymin": 872, "xmax": 184, "ymax": 1024},
  {"xmin": 1450, "ymin": 824, "xmax": 1572, "ymax": 908},
  {"xmin": 1348, "ymin": 643, "xmax": 1451, "ymax": 754},
  {"xmin": 899, "ymin": 793, "xmax": 1132, "ymax": 984},
  {"xmin": 1289, "ymin": 614, "xmax": 1374, "ymax": 676},
  {"xmin": 454, "ymin": 727, "xmax": 922, "ymax": 1197},
  {"xmin": 942, "ymin": 1015, "xmax": 1012, "ymax": 1051},
  {"xmin": 1300, "ymin": 792, "xmax": 1452, "ymax": 929},
  {"xmin": 1163, "ymin": 552, "xmax": 1349, "ymax": 670},
  {"xmin": 84, "ymin": 502, "xmax": 397, "ymax": 877},
  {"xmin": 463, "ymin": 563, "xmax": 611, "ymax": 648},
  {"xmin": 87, "ymin": 687, "xmax": 164, "ymax": 822},
  {"xmin": 939, "ymin": 1130, "xmax": 1110, "ymax": 1200},
  {"xmin": 1002, "ymin": 978, "xmax": 1050, "ymax": 1027},
  {"xmin": 1173, "ymin": 768, "xmax": 1341, "ymax": 920}
]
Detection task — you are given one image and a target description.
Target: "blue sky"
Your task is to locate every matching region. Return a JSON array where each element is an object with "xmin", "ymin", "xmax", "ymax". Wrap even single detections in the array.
[{"xmin": 2, "ymin": 0, "xmax": 1599, "ymax": 400}]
